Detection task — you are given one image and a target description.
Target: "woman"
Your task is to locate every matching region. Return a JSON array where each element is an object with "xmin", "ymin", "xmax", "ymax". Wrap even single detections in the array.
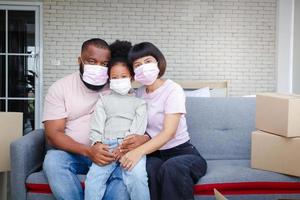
[{"xmin": 119, "ymin": 42, "xmax": 207, "ymax": 200}]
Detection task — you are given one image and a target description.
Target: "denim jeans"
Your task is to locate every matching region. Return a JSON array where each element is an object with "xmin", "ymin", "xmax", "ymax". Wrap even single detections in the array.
[
  {"xmin": 146, "ymin": 141, "xmax": 207, "ymax": 200},
  {"xmin": 43, "ymin": 149, "xmax": 130, "ymax": 200},
  {"xmin": 85, "ymin": 139, "xmax": 150, "ymax": 200}
]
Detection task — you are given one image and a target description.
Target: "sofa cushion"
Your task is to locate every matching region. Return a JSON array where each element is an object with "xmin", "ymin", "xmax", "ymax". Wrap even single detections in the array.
[
  {"xmin": 186, "ymin": 97, "xmax": 256, "ymax": 160},
  {"xmin": 195, "ymin": 159, "xmax": 300, "ymax": 195},
  {"xmin": 27, "ymin": 160, "xmax": 300, "ymax": 196},
  {"xmin": 185, "ymin": 87, "xmax": 211, "ymax": 97},
  {"xmin": 26, "ymin": 171, "xmax": 85, "ymax": 193}
]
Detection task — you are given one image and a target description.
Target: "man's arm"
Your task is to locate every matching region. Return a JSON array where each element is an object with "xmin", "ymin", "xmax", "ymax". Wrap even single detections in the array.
[{"xmin": 44, "ymin": 119, "xmax": 114, "ymax": 165}]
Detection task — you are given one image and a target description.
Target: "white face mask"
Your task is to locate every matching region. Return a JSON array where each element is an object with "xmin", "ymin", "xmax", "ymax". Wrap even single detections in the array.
[
  {"xmin": 82, "ymin": 64, "xmax": 108, "ymax": 86},
  {"xmin": 109, "ymin": 78, "xmax": 132, "ymax": 95}
]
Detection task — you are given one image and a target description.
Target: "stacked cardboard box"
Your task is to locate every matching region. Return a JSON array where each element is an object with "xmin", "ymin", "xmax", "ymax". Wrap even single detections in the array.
[
  {"xmin": 251, "ymin": 93, "xmax": 300, "ymax": 177},
  {"xmin": 0, "ymin": 112, "xmax": 23, "ymax": 172}
]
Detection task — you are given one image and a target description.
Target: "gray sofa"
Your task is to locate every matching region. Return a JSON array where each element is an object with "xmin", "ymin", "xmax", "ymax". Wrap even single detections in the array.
[{"xmin": 11, "ymin": 97, "xmax": 300, "ymax": 200}]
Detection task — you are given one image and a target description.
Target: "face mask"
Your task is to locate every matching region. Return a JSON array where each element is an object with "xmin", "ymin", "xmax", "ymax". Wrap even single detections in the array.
[
  {"xmin": 134, "ymin": 62, "xmax": 159, "ymax": 86},
  {"xmin": 109, "ymin": 78, "xmax": 132, "ymax": 95},
  {"xmin": 82, "ymin": 64, "xmax": 108, "ymax": 86}
]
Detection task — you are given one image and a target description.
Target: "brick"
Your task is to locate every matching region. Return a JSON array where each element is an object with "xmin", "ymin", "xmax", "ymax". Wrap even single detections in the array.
[{"xmin": 42, "ymin": 0, "xmax": 276, "ymax": 97}]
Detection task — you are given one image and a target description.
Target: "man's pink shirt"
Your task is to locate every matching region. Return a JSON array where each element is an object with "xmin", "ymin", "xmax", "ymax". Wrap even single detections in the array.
[{"xmin": 43, "ymin": 72, "xmax": 109, "ymax": 146}]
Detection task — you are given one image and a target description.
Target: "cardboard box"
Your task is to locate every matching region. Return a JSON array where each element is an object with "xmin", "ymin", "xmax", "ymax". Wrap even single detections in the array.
[
  {"xmin": 256, "ymin": 93, "xmax": 300, "ymax": 137},
  {"xmin": 251, "ymin": 130, "xmax": 300, "ymax": 177},
  {"xmin": 0, "ymin": 112, "xmax": 23, "ymax": 172}
]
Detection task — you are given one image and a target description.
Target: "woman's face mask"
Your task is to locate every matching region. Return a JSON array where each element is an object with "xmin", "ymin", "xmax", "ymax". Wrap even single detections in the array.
[{"xmin": 134, "ymin": 62, "xmax": 159, "ymax": 86}]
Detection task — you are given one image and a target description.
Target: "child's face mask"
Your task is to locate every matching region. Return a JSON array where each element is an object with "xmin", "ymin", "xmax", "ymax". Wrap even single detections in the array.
[{"xmin": 109, "ymin": 78, "xmax": 131, "ymax": 95}]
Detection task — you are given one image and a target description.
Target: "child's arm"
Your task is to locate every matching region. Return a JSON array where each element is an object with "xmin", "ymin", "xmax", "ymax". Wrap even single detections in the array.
[
  {"xmin": 89, "ymin": 97, "xmax": 106, "ymax": 144},
  {"xmin": 127, "ymin": 100, "xmax": 147, "ymax": 136}
]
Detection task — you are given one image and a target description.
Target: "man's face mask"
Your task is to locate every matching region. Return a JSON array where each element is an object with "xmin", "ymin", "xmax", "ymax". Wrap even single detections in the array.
[{"xmin": 79, "ymin": 58, "xmax": 108, "ymax": 91}]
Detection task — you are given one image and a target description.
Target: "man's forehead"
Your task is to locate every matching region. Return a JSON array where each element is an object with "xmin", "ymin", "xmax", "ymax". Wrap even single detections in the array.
[{"xmin": 82, "ymin": 45, "xmax": 110, "ymax": 57}]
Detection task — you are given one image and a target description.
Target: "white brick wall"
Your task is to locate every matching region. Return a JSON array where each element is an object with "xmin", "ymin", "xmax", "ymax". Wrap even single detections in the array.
[{"xmin": 42, "ymin": 0, "xmax": 277, "ymax": 96}]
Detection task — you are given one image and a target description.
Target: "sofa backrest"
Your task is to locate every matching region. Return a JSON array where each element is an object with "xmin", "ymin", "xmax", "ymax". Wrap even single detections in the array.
[{"xmin": 186, "ymin": 97, "xmax": 256, "ymax": 160}]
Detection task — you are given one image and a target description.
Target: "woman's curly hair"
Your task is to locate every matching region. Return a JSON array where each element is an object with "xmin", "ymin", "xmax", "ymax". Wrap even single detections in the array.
[{"xmin": 107, "ymin": 40, "xmax": 133, "ymax": 78}]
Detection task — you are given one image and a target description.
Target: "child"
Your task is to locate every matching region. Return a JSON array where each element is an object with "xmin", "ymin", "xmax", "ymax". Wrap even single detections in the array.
[{"xmin": 84, "ymin": 40, "xmax": 150, "ymax": 200}]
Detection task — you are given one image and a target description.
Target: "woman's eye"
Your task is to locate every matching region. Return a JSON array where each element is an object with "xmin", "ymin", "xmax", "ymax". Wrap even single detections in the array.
[
  {"xmin": 146, "ymin": 60, "xmax": 155, "ymax": 64},
  {"xmin": 134, "ymin": 64, "xmax": 141, "ymax": 68}
]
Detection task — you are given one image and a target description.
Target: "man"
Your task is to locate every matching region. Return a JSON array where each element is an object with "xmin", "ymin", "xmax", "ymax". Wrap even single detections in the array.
[{"xmin": 42, "ymin": 38, "xmax": 149, "ymax": 200}]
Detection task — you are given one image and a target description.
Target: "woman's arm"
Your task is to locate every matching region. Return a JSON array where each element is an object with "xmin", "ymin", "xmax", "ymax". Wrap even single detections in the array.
[
  {"xmin": 128, "ymin": 100, "xmax": 147, "ymax": 136},
  {"xmin": 120, "ymin": 113, "xmax": 181, "ymax": 170}
]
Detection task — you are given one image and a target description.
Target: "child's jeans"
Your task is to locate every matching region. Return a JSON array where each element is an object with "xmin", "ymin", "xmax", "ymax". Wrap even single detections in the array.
[{"xmin": 84, "ymin": 138, "xmax": 150, "ymax": 200}]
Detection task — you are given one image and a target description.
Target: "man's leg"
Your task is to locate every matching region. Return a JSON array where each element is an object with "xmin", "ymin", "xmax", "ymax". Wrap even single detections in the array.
[
  {"xmin": 158, "ymin": 154, "xmax": 207, "ymax": 200},
  {"xmin": 103, "ymin": 165, "xmax": 130, "ymax": 200},
  {"xmin": 146, "ymin": 156, "xmax": 164, "ymax": 200},
  {"xmin": 85, "ymin": 162, "xmax": 117, "ymax": 200},
  {"xmin": 43, "ymin": 149, "xmax": 91, "ymax": 200},
  {"xmin": 123, "ymin": 156, "xmax": 150, "ymax": 200}
]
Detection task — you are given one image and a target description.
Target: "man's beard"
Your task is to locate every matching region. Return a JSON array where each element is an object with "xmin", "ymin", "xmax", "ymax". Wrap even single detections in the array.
[{"xmin": 79, "ymin": 64, "xmax": 106, "ymax": 91}]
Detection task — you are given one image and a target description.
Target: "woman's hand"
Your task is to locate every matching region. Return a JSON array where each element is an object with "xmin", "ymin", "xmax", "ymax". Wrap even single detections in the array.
[
  {"xmin": 120, "ymin": 149, "xmax": 143, "ymax": 171},
  {"xmin": 119, "ymin": 134, "xmax": 150, "ymax": 153},
  {"xmin": 86, "ymin": 143, "xmax": 114, "ymax": 165}
]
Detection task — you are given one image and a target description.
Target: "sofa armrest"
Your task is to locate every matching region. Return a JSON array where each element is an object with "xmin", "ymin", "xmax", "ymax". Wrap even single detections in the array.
[{"xmin": 10, "ymin": 129, "xmax": 45, "ymax": 200}]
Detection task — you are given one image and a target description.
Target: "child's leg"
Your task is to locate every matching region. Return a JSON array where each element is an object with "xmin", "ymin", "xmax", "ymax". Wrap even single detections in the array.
[
  {"xmin": 84, "ymin": 162, "xmax": 117, "ymax": 200},
  {"xmin": 122, "ymin": 156, "xmax": 150, "ymax": 200}
]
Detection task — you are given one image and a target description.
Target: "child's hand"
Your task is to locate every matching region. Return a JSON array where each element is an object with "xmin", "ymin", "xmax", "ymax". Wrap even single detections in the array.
[{"xmin": 112, "ymin": 147, "xmax": 124, "ymax": 161}]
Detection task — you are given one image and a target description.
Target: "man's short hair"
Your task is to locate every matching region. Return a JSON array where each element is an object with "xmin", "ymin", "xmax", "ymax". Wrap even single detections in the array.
[{"xmin": 81, "ymin": 38, "xmax": 109, "ymax": 53}]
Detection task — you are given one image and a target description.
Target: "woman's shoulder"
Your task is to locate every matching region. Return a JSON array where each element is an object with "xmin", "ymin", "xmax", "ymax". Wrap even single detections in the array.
[{"xmin": 165, "ymin": 79, "xmax": 184, "ymax": 93}]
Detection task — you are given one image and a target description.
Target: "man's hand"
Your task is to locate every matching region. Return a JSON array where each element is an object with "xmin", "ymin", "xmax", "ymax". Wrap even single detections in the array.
[
  {"xmin": 112, "ymin": 147, "xmax": 124, "ymax": 161},
  {"xmin": 119, "ymin": 134, "xmax": 150, "ymax": 154},
  {"xmin": 86, "ymin": 143, "xmax": 114, "ymax": 165}
]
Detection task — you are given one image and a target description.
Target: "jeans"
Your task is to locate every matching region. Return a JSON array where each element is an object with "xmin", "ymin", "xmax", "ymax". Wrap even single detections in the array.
[
  {"xmin": 85, "ymin": 139, "xmax": 150, "ymax": 200},
  {"xmin": 43, "ymin": 149, "xmax": 130, "ymax": 200},
  {"xmin": 146, "ymin": 141, "xmax": 207, "ymax": 200}
]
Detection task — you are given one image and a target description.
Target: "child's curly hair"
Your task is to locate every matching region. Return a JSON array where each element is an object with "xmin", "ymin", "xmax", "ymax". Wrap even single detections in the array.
[{"xmin": 107, "ymin": 40, "xmax": 133, "ymax": 78}]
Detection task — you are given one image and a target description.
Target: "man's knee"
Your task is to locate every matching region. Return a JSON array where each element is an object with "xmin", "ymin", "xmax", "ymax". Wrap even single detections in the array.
[{"xmin": 43, "ymin": 150, "xmax": 69, "ymax": 173}]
